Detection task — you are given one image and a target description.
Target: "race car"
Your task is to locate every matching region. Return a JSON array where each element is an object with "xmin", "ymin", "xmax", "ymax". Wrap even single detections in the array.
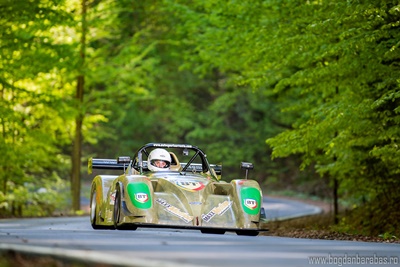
[{"xmin": 88, "ymin": 143, "xmax": 267, "ymax": 235}]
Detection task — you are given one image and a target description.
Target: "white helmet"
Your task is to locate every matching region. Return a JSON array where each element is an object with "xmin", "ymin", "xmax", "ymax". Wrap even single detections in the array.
[{"xmin": 148, "ymin": 148, "xmax": 171, "ymax": 172}]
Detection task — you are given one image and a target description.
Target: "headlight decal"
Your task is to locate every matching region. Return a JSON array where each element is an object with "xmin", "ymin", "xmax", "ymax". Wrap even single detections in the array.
[
  {"xmin": 240, "ymin": 187, "xmax": 261, "ymax": 215},
  {"xmin": 127, "ymin": 183, "xmax": 152, "ymax": 209},
  {"xmin": 201, "ymin": 200, "xmax": 232, "ymax": 222},
  {"xmin": 156, "ymin": 198, "xmax": 193, "ymax": 223}
]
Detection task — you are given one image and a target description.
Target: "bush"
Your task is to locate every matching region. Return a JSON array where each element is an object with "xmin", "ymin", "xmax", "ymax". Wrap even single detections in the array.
[{"xmin": 0, "ymin": 178, "xmax": 70, "ymax": 218}]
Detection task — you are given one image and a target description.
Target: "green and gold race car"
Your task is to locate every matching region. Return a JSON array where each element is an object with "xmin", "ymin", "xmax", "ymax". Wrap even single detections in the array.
[{"xmin": 88, "ymin": 143, "xmax": 267, "ymax": 236}]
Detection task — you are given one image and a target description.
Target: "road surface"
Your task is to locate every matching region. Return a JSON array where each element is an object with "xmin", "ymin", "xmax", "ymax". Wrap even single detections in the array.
[
  {"xmin": 263, "ymin": 196, "xmax": 322, "ymax": 220},
  {"xmin": 0, "ymin": 198, "xmax": 398, "ymax": 267}
]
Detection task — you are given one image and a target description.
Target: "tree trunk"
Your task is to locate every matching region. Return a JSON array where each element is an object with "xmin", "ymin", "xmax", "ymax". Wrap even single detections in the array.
[
  {"xmin": 333, "ymin": 76, "xmax": 339, "ymax": 224},
  {"xmin": 71, "ymin": 0, "xmax": 87, "ymax": 211},
  {"xmin": 333, "ymin": 177, "xmax": 339, "ymax": 224},
  {"xmin": 71, "ymin": 76, "xmax": 84, "ymax": 211}
]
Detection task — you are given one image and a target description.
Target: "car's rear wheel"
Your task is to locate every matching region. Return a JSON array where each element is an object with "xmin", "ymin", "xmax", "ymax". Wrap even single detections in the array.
[{"xmin": 90, "ymin": 188, "xmax": 98, "ymax": 229}]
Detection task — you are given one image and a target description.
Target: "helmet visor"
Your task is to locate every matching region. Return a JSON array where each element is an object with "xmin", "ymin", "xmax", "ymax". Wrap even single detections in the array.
[{"xmin": 151, "ymin": 159, "xmax": 170, "ymax": 169}]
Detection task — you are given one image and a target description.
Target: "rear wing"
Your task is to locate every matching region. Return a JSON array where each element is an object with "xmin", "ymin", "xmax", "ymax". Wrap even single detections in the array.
[
  {"xmin": 88, "ymin": 157, "xmax": 131, "ymax": 174},
  {"xmin": 88, "ymin": 157, "xmax": 222, "ymax": 175},
  {"xmin": 181, "ymin": 163, "xmax": 222, "ymax": 175},
  {"xmin": 211, "ymin": 164, "xmax": 222, "ymax": 175}
]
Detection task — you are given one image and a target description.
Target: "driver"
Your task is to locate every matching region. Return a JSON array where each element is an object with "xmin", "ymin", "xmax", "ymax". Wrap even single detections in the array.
[{"xmin": 148, "ymin": 148, "xmax": 171, "ymax": 171}]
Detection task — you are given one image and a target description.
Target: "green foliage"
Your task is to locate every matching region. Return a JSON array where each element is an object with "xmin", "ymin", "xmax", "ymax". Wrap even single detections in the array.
[
  {"xmin": 159, "ymin": 0, "xmax": 400, "ymax": 234},
  {"xmin": 0, "ymin": 178, "xmax": 70, "ymax": 217},
  {"xmin": 0, "ymin": 0, "xmax": 76, "ymax": 216},
  {"xmin": 263, "ymin": 0, "xmax": 400, "ymax": 234},
  {"xmin": 1, "ymin": 0, "xmax": 399, "ymax": 237}
]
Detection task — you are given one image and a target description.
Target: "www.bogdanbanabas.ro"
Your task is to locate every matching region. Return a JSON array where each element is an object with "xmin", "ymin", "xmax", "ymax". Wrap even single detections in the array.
[{"xmin": 308, "ymin": 253, "xmax": 399, "ymax": 266}]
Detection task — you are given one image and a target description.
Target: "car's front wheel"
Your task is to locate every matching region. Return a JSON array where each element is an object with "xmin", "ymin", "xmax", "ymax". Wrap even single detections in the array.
[
  {"xmin": 113, "ymin": 187, "xmax": 122, "ymax": 229},
  {"xmin": 113, "ymin": 186, "xmax": 135, "ymax": 230}
]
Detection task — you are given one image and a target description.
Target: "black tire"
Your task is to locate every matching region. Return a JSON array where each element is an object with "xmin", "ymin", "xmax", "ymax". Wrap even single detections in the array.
[
  {"xmin": 90, "ymin": 187, "xmax": 99, "ymax": 229},
  {"xmin": 236, "ymin": 230, "xmax": 259, "ymax": 236},
  {"xmin": 201, "ymin": 229, "xmax": 226, "ymax": 235},
  {"xmin": 113, "ymin": 186, "xmax": 137, "ymax": 230},
  {"xmin": 113, "ymin": 187, "xmax": 122, "ymax": 229}
]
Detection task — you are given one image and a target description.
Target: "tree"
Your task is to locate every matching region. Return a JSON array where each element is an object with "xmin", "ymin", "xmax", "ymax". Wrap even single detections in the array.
[
  {"xmin": 157, "ymin": 0, "xmax": 400, "ymax": 234},
  {"xmin": 70, "ymin": 0, "xmax": 87, "ymax": 211},
  {"xmin": 0, "ymin": 0, "xmax": 75, "ymax": 215},
  {"xmin": 265, "ymin": 0, "xmax": 400, "ymax": 233}
]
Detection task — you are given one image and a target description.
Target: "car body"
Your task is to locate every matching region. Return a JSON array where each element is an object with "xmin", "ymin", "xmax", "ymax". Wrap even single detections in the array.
[{"xmin": 88, "ymin": 143, "xmax": 267, "ymax": 235}]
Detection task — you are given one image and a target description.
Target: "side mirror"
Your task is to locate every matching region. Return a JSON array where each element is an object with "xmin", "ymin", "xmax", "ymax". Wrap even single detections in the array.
[
  {"xmin": 117, "ymin": 156, "xmax": 131, "ymax": 164},
  {"xmin": 241, "ymin": 162, "xmax": 254, "ymax": 179}
]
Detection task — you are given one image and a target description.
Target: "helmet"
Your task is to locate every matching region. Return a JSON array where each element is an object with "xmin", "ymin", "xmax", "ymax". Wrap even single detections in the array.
[{"xmin": 148, "ymin": 148, "xmax": 171, "ymax": 172}]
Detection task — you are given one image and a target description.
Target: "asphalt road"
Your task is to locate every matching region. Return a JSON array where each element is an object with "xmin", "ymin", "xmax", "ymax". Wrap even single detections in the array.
[
  {"xmin": 263, "ymin": 196, "xmax": 322, "ymax": 221},
  {"xmin": 0, "ymin": 199, "xmax": 399, "ymax": 267}
]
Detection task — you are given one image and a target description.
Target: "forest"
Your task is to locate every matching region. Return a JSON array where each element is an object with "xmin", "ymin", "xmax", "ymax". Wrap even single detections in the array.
[{"xmin": 1, "ymin": 0, "xmax": 399, "ymax": 238}]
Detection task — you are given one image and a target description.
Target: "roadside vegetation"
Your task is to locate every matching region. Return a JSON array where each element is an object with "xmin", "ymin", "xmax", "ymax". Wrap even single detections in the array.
[
  {"xmin": 0, "ymin": 250, "xmax": 110, "ymax": 267},
  {"xmin": 266, "ymin": 213, "xmax": 400, "ymax": 244},
  {"xmin": 1, "ymin": 0, "xmax": 399, "ymax": 240}
]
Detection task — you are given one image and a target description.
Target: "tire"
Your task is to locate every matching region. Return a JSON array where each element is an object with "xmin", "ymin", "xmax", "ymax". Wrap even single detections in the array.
[
  {"xmin": 236, "ymin": 230, "xmax": 259, "ymax": 236},
  {"xmin": 113, "ymin": 186, "xmax": 137, "ymax": 230},
  {"xmin": 113, "ymin": 187, "xmax": 122, "ymax": 229},
  {"xmin": 90, "ymin": 188, "xmax": 99, "ymax": 229},
  {"xmin": 201, "ymin": 229, "xmax": 226, "ymax": 235}
]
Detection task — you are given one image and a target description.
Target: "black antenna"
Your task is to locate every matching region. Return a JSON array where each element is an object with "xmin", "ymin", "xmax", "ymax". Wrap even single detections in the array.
[{"xmin": 241, "ymin": 162, "xmax": 254, "ymax": 179}]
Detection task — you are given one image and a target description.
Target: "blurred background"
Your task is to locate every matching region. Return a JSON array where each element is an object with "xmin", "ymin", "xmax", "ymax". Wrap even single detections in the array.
[{"xmin": 1, "ymin": 0, "xmax": 399, "ymax": 238}]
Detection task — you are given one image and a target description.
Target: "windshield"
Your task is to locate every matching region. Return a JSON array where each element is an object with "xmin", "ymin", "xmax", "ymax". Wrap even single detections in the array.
[{"xmin": 136, "ymin": 144, "xmax": 209, "ymax": 174}]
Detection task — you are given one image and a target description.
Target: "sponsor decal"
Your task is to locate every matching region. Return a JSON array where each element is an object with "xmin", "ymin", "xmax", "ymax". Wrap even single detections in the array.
[
  {"xmin": 156, "ymin": 198, "xmax": 193, "ymax": 223},
  {"xmin": 175, "ymin": 181, "xmax": 205, "ymax": 192},
  {"xmin": 135, "ymin": 193, "xmax": 149, "ymax": 203},
  {"xmin": 109, "ymin": 192, "xmax": 116, "ymax": 205},
  {"xmin": 201, "ymin": 200, "xmax": 232, "ymax": 222},
  {"xmin": 240, "ymin": 187, "xmax": 261, "ymax": 215},
  {"xmin": 127, "ymin": 183, "xmax": 152, "ymax": 209},
  {"xmin": 153, "ymin": 143, "xmax": 192, "ymax": 148},
  {"xmin": 244, "ymin": 198, "xmax": 258, "ymax": 210}
]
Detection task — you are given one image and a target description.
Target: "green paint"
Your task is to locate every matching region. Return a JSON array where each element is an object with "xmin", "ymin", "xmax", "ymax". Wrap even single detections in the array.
[
  {"xmin": 127, "ymin": 183, "xmax": 152, "ymax": 209},
  {"xmin": 240, "ymin": 187, "xmax": 261, "ymax": 215}
]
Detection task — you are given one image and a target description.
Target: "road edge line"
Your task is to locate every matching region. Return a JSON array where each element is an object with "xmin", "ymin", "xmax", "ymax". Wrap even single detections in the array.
[{"xmin": 0, "ymin": 243, "xmax": 208, "ymax": 267}]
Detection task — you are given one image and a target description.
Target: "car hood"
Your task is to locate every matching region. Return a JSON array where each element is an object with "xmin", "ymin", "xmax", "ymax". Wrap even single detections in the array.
[{"xmin": 148, "ymin": 172, "xmax": 211, "ymax": 192}]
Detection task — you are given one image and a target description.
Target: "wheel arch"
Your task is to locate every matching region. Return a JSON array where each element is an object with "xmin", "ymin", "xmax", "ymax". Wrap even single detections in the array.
[
  {"xmin": 91, "ymin": 175, "xmax": 118, "ymax": 224},
  {"xmin": 231, "ymin": 179, "xmax": 263, "ymax": 228}
]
